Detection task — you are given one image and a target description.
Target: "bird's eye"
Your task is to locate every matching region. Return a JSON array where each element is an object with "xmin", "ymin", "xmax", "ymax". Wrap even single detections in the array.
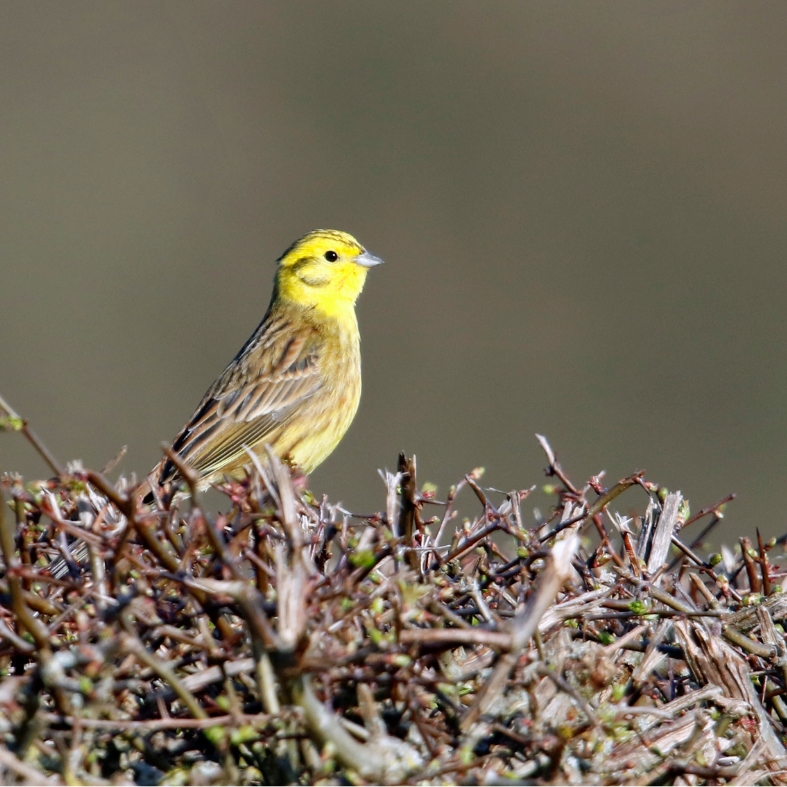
[{"xmin": 324, "ymin": 250, "xmax": 338, "ymax": 262}]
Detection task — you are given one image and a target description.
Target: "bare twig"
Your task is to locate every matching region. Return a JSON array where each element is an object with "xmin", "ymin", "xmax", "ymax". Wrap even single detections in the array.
[{"xmin": 0, "ymin": 392, "xmax": 64, "ymax": 476}]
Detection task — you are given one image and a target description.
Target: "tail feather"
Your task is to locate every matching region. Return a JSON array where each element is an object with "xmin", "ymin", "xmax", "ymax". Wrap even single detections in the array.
[{"xmin": 47, "ymin": 475, "xmax": 157, "ymax": 578}]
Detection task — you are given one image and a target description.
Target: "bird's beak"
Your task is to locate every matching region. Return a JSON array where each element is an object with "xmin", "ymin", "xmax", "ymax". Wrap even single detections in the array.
[{"xmin": 355, "ymin": 250, "xmax": 384, "ymax": 268}]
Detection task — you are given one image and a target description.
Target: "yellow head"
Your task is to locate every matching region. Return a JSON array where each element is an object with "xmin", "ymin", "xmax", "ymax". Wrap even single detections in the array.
[{"xmin": 274, "ymin": 229, "xmax": 383, "ymax": 316}]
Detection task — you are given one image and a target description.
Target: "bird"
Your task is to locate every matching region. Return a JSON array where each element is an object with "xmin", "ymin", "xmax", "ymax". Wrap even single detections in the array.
[
  {"xmin": 151, "ymin": 228, "xmax": 383, "ymax": 495},
  {"xmin": 49, "ymin": 230, "xmax": 381, "ymax": 578}
]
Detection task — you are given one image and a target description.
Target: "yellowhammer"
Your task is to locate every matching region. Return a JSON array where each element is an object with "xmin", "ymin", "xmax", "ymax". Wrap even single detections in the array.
[
  {"xmin": 47, "ymin": 229, "xmax": 380, "ymax": 576},
  {"xmin": 153, "ymin": 228, "xmax": 382, "ymax": 492}
]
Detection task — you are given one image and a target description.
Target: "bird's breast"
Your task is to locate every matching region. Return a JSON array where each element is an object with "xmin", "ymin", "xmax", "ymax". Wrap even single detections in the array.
[{"xmin": 284, "ymin": 318, "xmax": 362, "ymax": 473}]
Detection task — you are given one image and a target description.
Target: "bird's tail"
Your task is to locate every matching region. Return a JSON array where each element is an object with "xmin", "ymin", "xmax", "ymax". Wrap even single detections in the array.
[{"xmin": 47, "ymin": 473, "xmax": 159, "ymax": 579}]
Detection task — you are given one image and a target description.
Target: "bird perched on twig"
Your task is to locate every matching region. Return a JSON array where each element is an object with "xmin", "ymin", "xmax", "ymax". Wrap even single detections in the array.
[
  {"xmin": 151, "ymin": 228, "xmax": 383, "ymax": 496},
  {"xmin": 49, "ymin": 230, "xmax": 381, "ymax": 578}
]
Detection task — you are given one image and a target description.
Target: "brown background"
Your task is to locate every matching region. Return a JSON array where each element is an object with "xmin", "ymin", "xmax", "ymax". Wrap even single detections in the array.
[{"xmin": 2, "ymin": 3, "xmax": 787, "ymax": 540}]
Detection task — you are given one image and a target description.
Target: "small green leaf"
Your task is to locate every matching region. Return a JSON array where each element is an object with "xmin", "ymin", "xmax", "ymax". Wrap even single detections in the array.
[
  {"xmin": 0, "ymin": 416, "xmax": 24, "ymax": 432},
  {"xmin": 628, "ymin": 600, "xmax": 649, "ymax": 615},
  {"xmin": 230, "ymin": 725, "xmax": 260, "ymax": 746},
  {"xmin": 203, "ymin": 726, "xmax": 226, "ymax": 746},
  {"xmin": 370, "ymin": 597, "xmax": 384, "ymax": 615},
  {"xmin": 349, "ymin": 549, "xmax": 376, "ymax": 569}
]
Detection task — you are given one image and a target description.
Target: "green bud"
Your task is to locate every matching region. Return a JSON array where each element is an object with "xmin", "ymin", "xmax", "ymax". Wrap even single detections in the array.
[
  {"xmin": 203, "ymin": 726, "xmax": 226, "ymax": 746},
  {"xmin": 230, "ymin": 726, "xmax": 260, "ymax": 746},
  {"xmin": 0, "ymin": 415, "xmax": 24, "ymax": 432},
  {"xmin": 349, "ymin": 549, "xmax": 376, "ymax": 569},
  {"xmin": 557, "ymin": 724, "xmax": 574, "ymax": 740},
  {"xmin": 368, "ymin": 627, "xmax": 384, "ymax": 646}
]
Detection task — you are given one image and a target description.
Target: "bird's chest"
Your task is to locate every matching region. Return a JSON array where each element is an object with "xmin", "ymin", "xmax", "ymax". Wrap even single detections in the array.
[{"xmin": 320, "ymin": 332, "xmax": 362, "ymax": 410}]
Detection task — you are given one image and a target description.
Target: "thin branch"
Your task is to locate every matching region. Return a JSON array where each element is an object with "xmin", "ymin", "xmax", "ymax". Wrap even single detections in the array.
[{"xmin": 0, "ymin": 392, "xmax": 64, "ymax": 476}]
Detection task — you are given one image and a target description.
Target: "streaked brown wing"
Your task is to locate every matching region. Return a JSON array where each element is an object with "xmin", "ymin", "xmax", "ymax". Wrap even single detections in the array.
[{"xmin": 159, "ymin": 315, "xmax": 323, "ymax": 484}]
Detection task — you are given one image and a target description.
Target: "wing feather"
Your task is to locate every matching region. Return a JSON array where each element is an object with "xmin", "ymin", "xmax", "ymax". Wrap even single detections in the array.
[{"xmin": 158, "ymin": 315, "xmax": 323, "ymax": 484}]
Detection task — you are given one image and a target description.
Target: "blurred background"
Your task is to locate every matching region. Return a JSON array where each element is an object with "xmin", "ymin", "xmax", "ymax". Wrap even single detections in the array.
[{"xmin": 1, "ymin": 2, "xmax": 786, "ymax": 541}]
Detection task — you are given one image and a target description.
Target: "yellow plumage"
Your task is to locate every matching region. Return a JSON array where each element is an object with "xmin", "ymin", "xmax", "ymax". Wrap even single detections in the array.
[{"xmin": 154, "ymin": 229, "xmax": 382, "ymax": 490}]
